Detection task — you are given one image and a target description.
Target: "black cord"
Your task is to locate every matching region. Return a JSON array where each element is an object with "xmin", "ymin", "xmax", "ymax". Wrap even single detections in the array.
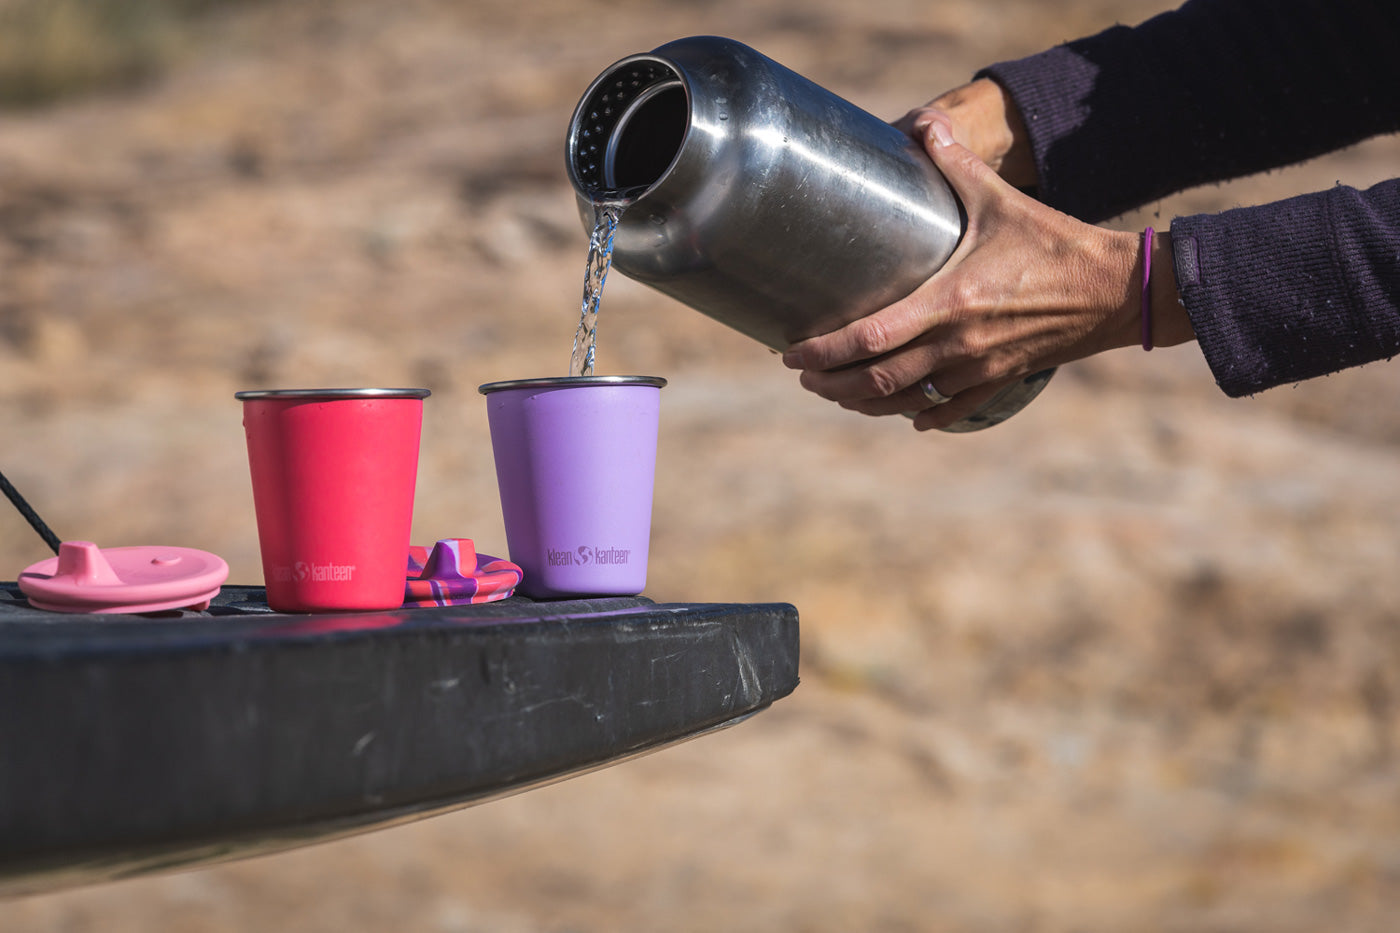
[{"xmin": 0, "ymin": 468, "xmax": 61, "ymax": 555}]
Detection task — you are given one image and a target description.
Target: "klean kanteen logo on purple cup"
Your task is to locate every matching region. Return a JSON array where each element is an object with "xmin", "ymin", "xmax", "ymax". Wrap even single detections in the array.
[
  {"xmin": 546, "ymin": 545, "xmax": 633, "ymax": 567},
  {"xmin": 480, "ymin": 376, "xmax": 664, "ymax": 598}
]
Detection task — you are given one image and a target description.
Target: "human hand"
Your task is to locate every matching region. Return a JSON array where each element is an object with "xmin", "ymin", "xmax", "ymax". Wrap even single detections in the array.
[
  {"xmin": 781, "ymin": 112, "xmax": 1151, "ymax": 431},
  {"xmin": 893, "ymin": 78, "xmax": 1037, "ymax": 188}
]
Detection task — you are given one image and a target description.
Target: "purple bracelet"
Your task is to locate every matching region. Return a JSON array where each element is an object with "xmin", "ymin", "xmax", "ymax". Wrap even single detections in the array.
[{"xmin": 1141, "ymin": 227, "xmax": 1155, "ymax": 351}]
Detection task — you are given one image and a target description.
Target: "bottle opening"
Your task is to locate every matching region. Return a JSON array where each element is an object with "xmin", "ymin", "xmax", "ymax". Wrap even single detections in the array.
[
  {"xmin": 568, "ymin": 57, "xmax": 689, "ymax": 200},
  {"xmin": 606, "ymin": 81, "xmax": 686, "ymax": 191}
]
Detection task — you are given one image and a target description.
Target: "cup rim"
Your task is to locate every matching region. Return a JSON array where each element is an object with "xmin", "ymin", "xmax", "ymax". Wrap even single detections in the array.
[
  {"xmin": 478, "ymin": 375, "xmax": 667, "ymax": 395},
  {"xmin": 235, "ymin": 388, "xmax": 432, "ymax": 401}
]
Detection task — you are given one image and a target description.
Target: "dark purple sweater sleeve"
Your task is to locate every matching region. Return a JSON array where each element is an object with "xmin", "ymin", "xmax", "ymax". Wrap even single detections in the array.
[
  {"xmin": 1174, "ymin": 181, "xmax": 1400, "ymax": 394},
  {"xmin": 979, "ymin": 0, "xmax": 1400, "ymax": 396}
]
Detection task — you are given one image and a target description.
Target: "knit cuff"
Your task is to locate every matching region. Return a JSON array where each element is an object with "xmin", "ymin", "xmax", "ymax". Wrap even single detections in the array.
[{"xmin": 1172, "ymin": 180, "xmax": 1400, "ymax": 397}]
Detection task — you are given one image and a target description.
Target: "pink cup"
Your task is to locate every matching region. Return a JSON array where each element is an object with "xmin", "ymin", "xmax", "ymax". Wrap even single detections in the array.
[{"xmin": 236, "ymin": 388, "xmax": 429, "ymax": 612}]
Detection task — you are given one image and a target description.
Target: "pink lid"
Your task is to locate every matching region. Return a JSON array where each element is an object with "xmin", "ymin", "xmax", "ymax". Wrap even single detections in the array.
[{"xmin": 19, "ymin": 541, "xmax": 229, "ymax": 614}]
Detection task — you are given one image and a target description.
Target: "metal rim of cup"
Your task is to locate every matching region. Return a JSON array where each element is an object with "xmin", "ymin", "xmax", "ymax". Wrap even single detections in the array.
[
  {"xmin": 477, "ymin": 376, "xmax": 667, "ymax": 395},
  {"xmin": 234, "ymin": 388, "xmax": 432, "ymax": 401}
]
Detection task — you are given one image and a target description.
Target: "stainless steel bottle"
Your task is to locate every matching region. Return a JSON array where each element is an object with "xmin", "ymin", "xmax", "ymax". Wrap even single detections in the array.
[{"xmin": 565, "ymin": 35, "xmax": 1053, "ymax": 432}]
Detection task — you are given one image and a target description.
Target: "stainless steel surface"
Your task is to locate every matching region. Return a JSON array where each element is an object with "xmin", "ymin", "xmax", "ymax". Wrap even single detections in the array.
[
  {"xmin": 478, "ymin": 376, "xmax": 667, "ymax": 395},
  {"xmin": 937, "ymin": 370, "xmax": 1057, "ymax": 433},
  {"xmin": 233, "ymin": 388, "xmax": 432, "ymax": 400},
  {"xmin": 566, "ymin": 35, "xmax": 1053, "ymax": 432}
]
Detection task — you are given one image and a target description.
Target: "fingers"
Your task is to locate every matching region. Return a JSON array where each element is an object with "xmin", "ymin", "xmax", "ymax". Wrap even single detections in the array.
[
  {"xmin": 916, "ymin": 112, "xmax": 1006, "ymax": 218},
  {"xmin": 824, "ymin": 373, "xmax": 1008, "ymax": 432},
  {"xmin": 801, "ymin": 350, "xmax": 990, "ymax": 414},
  {"xmin": 893, "ymin": 103, "xmax": 939, "ymax": 138},
  {"xmin": 891, "ymin": 107, "xmax": 924, "ymax": 137},
  {"xmin": 892, "ymin": 96, "xmax": 949, "ymax": 135},
  {"xmin": 796, "ymin": 345, "xmax": 939, "ymax": 407},
  {"xmin": 908, "ymin": 380, "xmax": 1007, "ymax": 431},
  {"xmin": 782, "ymin": 300, "xmax": 936, "ymax": 373},
  {"xmin": 833, "ymin": 381, "xmax": 937, "ymax": 418},
  {"xmin": 807, "ymin": 366, "xmax": 1015, "ymax": 437},
  {"xmin": 907, "ymin": 107, "xmax": 946, "ymax": 143}
]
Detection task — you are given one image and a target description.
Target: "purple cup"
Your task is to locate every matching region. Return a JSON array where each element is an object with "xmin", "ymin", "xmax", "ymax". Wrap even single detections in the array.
[{"xmin": 479, "ymin": 376, "xmax": 665, "ymax": 598}]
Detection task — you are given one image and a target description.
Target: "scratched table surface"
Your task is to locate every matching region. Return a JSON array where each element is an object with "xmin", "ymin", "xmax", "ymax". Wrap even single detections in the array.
[{"xmin": 0, "ymin": 583, "xmax": 799, "ymax": 897}]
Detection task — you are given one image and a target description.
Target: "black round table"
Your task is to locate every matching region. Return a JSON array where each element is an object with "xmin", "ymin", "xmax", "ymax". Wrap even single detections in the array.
[{"xmin": 0, "ymin": 583, "xmax": 799, "ymax": 897}]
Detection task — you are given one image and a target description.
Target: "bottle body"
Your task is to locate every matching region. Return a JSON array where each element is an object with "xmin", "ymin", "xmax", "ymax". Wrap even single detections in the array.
[{"xmin": 566, "ymin": 36, "xmax": 1052, "ymax": 432}]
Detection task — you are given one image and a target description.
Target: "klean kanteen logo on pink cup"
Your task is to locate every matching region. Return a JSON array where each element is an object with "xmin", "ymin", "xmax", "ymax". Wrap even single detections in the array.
[
  {"xmin": 479, "ymin": 376, "xmax": 664, "ymax": 598},
  {"xmin": 236, "ymin": 388, "xmax": 429, "ymax": 612}
]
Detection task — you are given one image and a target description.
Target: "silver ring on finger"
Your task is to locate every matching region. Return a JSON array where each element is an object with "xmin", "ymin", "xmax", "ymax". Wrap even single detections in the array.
[{"xmin": 919, "ymin": 376, "xmax": 953, "ymax": 406}]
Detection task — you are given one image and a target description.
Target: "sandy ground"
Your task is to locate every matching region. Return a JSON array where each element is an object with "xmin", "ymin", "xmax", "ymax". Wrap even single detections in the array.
[{"xmin": 4, "ymin": 0, "xmax": 1400, "ymax": 929}]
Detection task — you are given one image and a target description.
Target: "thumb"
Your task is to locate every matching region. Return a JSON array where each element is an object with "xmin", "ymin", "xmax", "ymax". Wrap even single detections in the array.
[{"xmin": 917, "ymin": 111, "xmax": 1001, "ymax": 214}]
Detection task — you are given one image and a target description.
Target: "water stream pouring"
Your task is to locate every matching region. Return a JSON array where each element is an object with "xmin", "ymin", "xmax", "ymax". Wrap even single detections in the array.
[{"xmin": 566, "ymin": 35, "xmax": 1054, "ymax": 432}]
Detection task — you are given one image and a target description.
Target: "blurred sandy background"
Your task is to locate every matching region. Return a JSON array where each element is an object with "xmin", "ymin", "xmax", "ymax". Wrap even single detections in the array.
[{"xmin": 3, "ymin": 0, "xmax": 1400, "ymax": 929}]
